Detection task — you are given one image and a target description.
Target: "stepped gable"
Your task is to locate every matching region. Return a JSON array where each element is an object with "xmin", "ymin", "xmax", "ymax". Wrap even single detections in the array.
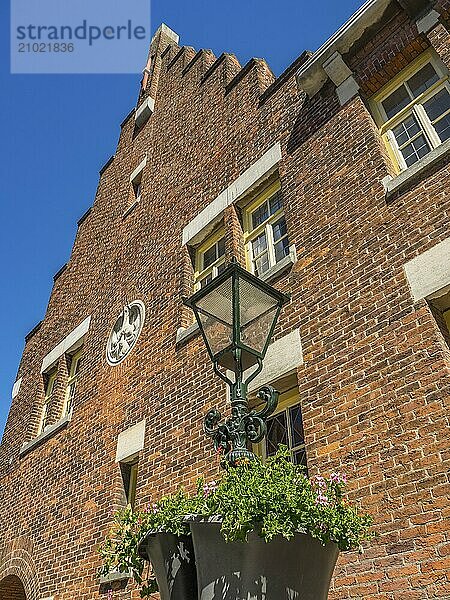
[
  {"xmin": 137, "ymin": 23, "xmax": 303, "ymax": 119},
  {"xmin": 182, "ymin": 49, "xmax": 217, "ymax": 77}
]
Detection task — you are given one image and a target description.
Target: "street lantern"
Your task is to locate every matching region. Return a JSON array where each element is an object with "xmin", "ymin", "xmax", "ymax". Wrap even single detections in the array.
[{"xmin": 183, "ymin": 258, "xmax": 290, "ymax": 465}]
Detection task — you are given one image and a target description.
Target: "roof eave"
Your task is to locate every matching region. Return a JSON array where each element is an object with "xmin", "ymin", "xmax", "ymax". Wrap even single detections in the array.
[{"xmin": 295, "ymin": 0, "xmax": 393, "ymax": 96}]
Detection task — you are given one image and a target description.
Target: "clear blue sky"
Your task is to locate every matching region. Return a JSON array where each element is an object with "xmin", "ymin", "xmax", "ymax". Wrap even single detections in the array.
[{"xmin": 0, "ymin": 0, "xmax": 362, "ymax": 438}]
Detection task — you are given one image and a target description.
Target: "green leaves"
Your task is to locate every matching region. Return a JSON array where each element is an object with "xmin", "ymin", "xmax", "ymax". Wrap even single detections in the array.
[
  {"xmin": 98, "ymin": 491, "xmax": 197, "ymax": 598},
  {"xmin": 99, "ymin": 446, "xmax": 374, "ymax": 597},
  {"xmin": 195, "ymin": 447, "xmax": 374, "ymax": 550}
]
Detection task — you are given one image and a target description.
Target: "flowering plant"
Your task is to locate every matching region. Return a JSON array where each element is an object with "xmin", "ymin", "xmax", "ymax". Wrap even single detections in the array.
[
  {"xmin": 194, "ymin": 447, "xmax": 373, "ymax": 550},
  {"xmin": 98, "ymin": 489, "xmax": 197, "ymax": 597},
  {"xmin": 99, "ymin": 447, "xmax": 373, "ymax": 597}
]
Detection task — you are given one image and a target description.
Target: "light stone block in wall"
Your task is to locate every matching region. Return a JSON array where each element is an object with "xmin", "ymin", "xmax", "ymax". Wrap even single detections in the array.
[
  {"xmin": 416, "ymin": 9, "xmax": 440, "ymax": 34},
  {"xmin": 115, "ymin": 419, "xmax": 146, "ymax": 462},
  {"xmin": 322, "ymin": 51, "xmax": 352, "ymax": 86},
  {"xmin": 336, "ymin": 76, "xmax": 360, "ymax": 106},
  {"xmin": 135, "ymin": 97, "xmax": 155, "ymax": 127},
  {"xmin": 152, "ymin": 23, "xmax": 179, "ymax": 44},
  {"xmin": 248, "ymin": 329, "xmax": 303, "ymax": 391},
  {"xmin": 12, "ymin": 377, "xmax": 22, "ymax": 399},
  {"xmin": 225, "ymin": 329, "xmax": 303, "ymax": 393},
  {"xmin": 129, "ymin": 156, "xmax": 147, "ymax": 182},
  {"xmin": 182, "ymin": 143, "xmax": 282, "ymax": 246},
  {"xmin": 41, "ymin": 316, "xmax": 91, "ymax": 373},
  {"xmin": 404, "ymin": 237, "xmax": 450, "ymax": 301}
]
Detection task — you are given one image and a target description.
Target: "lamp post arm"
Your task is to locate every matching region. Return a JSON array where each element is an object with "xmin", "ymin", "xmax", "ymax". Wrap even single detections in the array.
[{"xmin": 212, "ymin": 361, "xmax": 234, "ymax": 387}]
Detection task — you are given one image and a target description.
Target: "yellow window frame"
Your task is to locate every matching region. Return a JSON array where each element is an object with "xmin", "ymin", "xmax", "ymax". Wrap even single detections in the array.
[
  {"xmin": 370, "ymin": 49, "xmax": 450, "ymax": 173},
  {"xmin": 242, "ymin": 180, "xmax": 287, "ymax": 275},
  {"xmin": 39, "ymin": 369, "xmax": 57, "ymax": 434},
  {"xmin": 444, "ymin": 309, "xmax": 450, "ymax": 336},
  {"xmin": 127, "ymin": 461, "xmax": 139, "ymax": 507},
  {"xmin": 120, "ymin": 459, "xmax": 139, "ymax": 508},
  {"xmin": 63, "ymin": 347, "xmax": 82, "ymax": 417},
  {"xmin": 252, "ymin": 386, "xmax": 306, "ymax": 464},
  {"xmin": 193, "ymin": 228, "xmax": 226, "ymax": 291}
]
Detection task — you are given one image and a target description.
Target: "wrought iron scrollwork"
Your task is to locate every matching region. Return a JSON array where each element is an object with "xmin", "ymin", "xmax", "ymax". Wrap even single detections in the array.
[{"xmin": 204, "ymin": 385, "xmax": 279, "ymax": 465}]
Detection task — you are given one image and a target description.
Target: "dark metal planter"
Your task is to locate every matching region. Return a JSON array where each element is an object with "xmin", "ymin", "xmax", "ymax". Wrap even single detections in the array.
[
  {"xmin": 138, "ymin": 531, "xmax": 198, "ymax": 600},
  {"xmin": 186, "ymin": 517, "xmax": 339, "ymax": 600}
]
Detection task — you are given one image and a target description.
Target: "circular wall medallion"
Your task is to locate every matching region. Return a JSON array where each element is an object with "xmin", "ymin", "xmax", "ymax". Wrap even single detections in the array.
[{"xmin": 106, "ymin": 300, "xmax": 145, "ymax": 366}]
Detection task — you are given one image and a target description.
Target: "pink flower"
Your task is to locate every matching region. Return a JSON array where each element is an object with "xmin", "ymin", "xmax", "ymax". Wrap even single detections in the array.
[
  {"xmin": 330, "ymin": 472, "xmax": 347, "ymax": 485},
  {"xmin": 315, "ymin": 493, "xmax": 329, "ymax": 506},
  {"xmin": 107, "ymin": 589, "xmax": 113, "ymax": 600},
  {"xmin": 203, "ymin": 480, "xmax": 218, "ymax": 497},
  {"xmin": 312, "ymin": 475, "xmax": 326, "ymax": 489}
]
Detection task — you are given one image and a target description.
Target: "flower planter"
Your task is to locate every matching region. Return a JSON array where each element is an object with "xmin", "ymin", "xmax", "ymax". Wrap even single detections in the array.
[
  {"xmin": 138, "ymin": 531, "xmax": 198, "ymax": 600},
  {"xmin": 186, "ymin": 516, "xmax": 339, "ymax": 600}
]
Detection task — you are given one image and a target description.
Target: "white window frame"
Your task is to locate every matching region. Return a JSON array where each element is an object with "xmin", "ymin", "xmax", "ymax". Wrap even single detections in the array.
[
  {"xmin": 243, "ymin": 180, "xmax": 289, "ymax": 277},
  {"xmin": 193, "ymin": 229, "xmax": 226, "ymax": 291},
  {"xmin": 371, "ymin": 50, "xmax": 450, "ymax": 172}
]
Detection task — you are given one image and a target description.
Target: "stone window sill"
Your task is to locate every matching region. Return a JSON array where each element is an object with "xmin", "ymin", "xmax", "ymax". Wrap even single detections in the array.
[
  {"xmin": 259, "ymin": 247, "xmax": 297, "ymax": 284},
  {"xmin": 19, "ymin": 413, "xmax": 71, "ymax": 457},
  {"xmin": 176, "ymin": 248, "xmax": 296, "ymax": 348},
  {"xmin": 176, "ymin": 321, "xmax": 200, "ymax": 346},
  {"xmin": 134, "ymin": 97, "xmax": 155, "ymax": 128},
  {"xmin": 99, "ymin": 570, "xmax": 132, "ymax": 584},
  {"xmin": 122, "ymin": 199, "xmax": 140, "ymax": 219},
  {"xmin": 383, "ymin": 138, "xmax": 450, "ymax": 198}
]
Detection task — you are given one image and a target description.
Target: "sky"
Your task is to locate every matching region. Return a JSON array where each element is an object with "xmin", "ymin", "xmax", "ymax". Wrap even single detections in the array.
[{"xmin": 0, "ymin": 0, "xmax": 363, "ymax": 438}]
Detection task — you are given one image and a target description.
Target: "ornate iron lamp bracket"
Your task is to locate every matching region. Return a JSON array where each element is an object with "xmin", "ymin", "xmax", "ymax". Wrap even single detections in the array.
[{"xmin": 204, "ymin": 355, "xmax": 279, "ymax": 465}]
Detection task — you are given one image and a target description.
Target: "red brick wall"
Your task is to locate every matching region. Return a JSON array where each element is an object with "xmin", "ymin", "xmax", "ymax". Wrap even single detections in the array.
[{"xmin": 1, "ymin": 5, "xmax": 449, "ymax": 599}]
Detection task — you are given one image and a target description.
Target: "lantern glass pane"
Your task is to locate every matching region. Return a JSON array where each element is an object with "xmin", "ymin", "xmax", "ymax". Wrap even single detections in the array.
[
  {"xmin": 198, "ymin": 312, "xmax": 232, "ymax": 357},
  {"xmin": 238, "ymin": 277, "xmax": 280, "ymax": 354},
  {"xmin": 238, "ymin": 277, "xmax": 279, "ymax": 326},
  {"xmin": 195, "ymin": 276, "xmax": 234, "ymax": 326},
  {"xmin": 241, "ymin": 305, "xmax": 278, "ymax": 354}
]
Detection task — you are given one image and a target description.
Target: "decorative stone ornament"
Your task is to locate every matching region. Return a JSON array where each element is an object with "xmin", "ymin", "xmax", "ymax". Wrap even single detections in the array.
[{"xmin": 106, "ymin": 301, "xmax": 145, "ymax": 366}]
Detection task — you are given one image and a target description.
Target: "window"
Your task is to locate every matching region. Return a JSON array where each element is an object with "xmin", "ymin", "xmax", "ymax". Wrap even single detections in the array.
[
  {"xmin": 120, "ymin": 459, "xmax": 139, "ymax": 507},
  {"xmin": 129, "ymin": 158, "xmax": 146, "ymax": 203},
  {"xmin": 194, "ymin": 231, "xmax": 226, "ymax": 290},
  {"xmin": 372, "ymin": 51, "xmax": 450, "ymax": 172},
  {"xmin": 38, "ymin": 369, "xmax": 57, "ymax": 434},
  {"xmin": 132, "ymin": 175, "xmax": 142, "ymax": 201},
  {"xmin": 253, "ymin": 388, "xmax": 307, "ymax": 469},
  {"xmin": 64, "ymin": 348, "xmax": 82, "ymax": 417},
  {"xmin": 244, "ymin": 181, "xmax": 290, "ymax": 277},
  {"xmin": 429, "ymin": 289, "xmax": 450, "ymax": 348}
]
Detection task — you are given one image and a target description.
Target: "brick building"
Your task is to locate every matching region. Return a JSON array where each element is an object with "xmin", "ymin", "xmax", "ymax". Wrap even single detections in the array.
[{"xmin": 1, "ymin": 0, "xmax": 450, "ymax": 597}]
